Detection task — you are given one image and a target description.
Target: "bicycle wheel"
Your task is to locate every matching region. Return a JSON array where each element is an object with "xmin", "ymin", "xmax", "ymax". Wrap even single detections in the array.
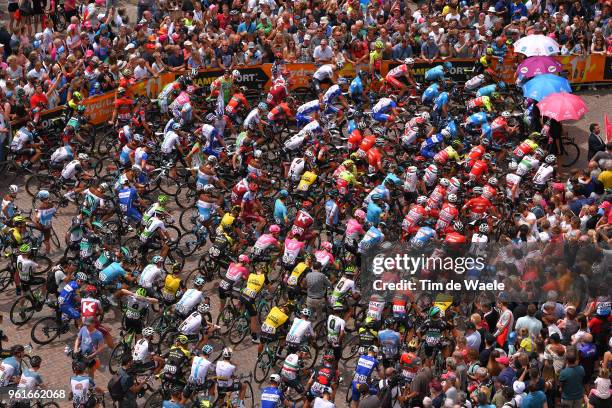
[
  {"xmin": 0, "ymin": 268, "xmax": 13, "ymax": 291},
  {"xmin": 25, "ymin": 174, "xmax": 54, "ymax": 197},
  {"xmin": 143, "ymin": 390, "xmax": 164, "ymax": 408},
  {"xmin": 228, "ymin": 316, "xmax": 249, "ymax": 345},
  {"xmin": 32, "ymin": 255, "xmax": 52, "ymax": 275},
  {"xmin": 177, "ymin": 232, "xmax": 202, "ymax": 257},
  {"xmin": 31, "ymin": 316, "xmax": 62, "ymax": 345},
  {"xmin": 208, "ymin": 335, "xmax": 227, "ymax": 363},
  {"xmin": 560, "ymin": 141, "xmax": 580, "ymax": 167},
  {"xmin": 341, "ymin": 335, "xmax": 360, "ymax": 361},
  {"xmin": 175, "ymin": 183, "xmax": 198, "ymax": 210},
  {"xmin": 216, "ymin": 305, "xmax": 236, "ymax": 336},
  {"xmin": 257, "ymin": 301, "xmax": 271, "ymax": 325},
  {"xmin": 9, "ymin": 296, "xmax": 37, "ymax": 326},
  {"xmin": 253, "ymin": 351, "xmax": 274, "ymax": 383},
  {"xmin": 165, "ymin": 225, "xmax": 182, "ymax": 242},
  {"xmin": 109, "ymin": 343, "xmax": 128, "ymax": 374},
  {"xmin": 179, "ymin": 207, "xmax": 199, "ymax": 231}
]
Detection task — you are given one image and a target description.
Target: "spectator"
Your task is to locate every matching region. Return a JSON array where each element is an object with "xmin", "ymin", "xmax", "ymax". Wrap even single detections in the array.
[
  {"xmin": 559, "ymin": 350, "xmax": 585, "ymax": 408},
  {"xmin": 588, "ymin": 123, "xmax": 606, "ymax": 161},
  {"xmin": 313, "ymin": 39, "xmax": 334, "ymax": 64}
]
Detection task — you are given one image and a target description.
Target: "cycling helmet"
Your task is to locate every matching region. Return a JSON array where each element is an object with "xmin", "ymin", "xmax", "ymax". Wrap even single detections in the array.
[
  {"xmin": 545, "ymin": 155, "xmax": 556, "ymax": 164},
  {"xmin": 76, "ymin": 272, "xmax": 87, "ymax": 281},
  {"xmin": 12, "ymin": 215, "xmax": 25, "ymax": 225},
  {"xmin": 477, "ymin": 74, "xmax": 485, "ymax": 80},
  {"xmin": 429, "ymin": 306, "xmax": 441, "ymax": 317},
  {"xmin": 73, "ymin": 91, "xmax": 83, "ymax": 100},
  {"xmin": 253, "ymin": 149, "xmax": 262, "ymax": 158},
  {"xmin": 222, "ymin": 347, "xmax": 233, "ymax": 358},
  {"xmin": 9, "ymin": 185, "xmax": 18, "ymax": 195},
  {"xmin": 270, "ymin": 374, "xmax": 281, "ymax": 383},
  {"xmin": 439, "ymin": 178, "xmax": 450, "ymax": 187},
  {"xmin": 479, "ymin": 223, "xmax": 490, "ymax": 234},
  {"xmin": 152, "ymin": 255, "xmax": 164, "ymax": 264},
  {"xmin": 501, "ymin": 111, "xmax": 511, "ymax": 118},
  {"xmin": 407, "ymin": 166, "xmax": 418, "ymax": 173},
  {"xmin": 498, "ymin": 81, "xmax": 506, "ymax": 90},
  {"xmin": 447, "ymin": 193, "xmax": 458, "ymax": 203},
  {"xmin": 344, "ymin": 265, "xmax": 356, "ymax": 275},
  {"xmin": 238, "ymin": 254, "xmax": 251, "ymax": 264},
  {"xmin": 176, "ymin": 335, "xmax": 189, "ymax": 345},
  {"xmin": 37, "ymin": 190, "xmax": 50, "ymax": 200},
  {"xmin": 443, "ymin": 61, "xmax": 452, "ymax": 70},
  {"xmin": 482, "ymin": 153, "xmax": 492, "ymax": 161},
  {"xmin": 205, "ymin": 113, "xmax": 215, "ymax": 122},
  {"xmin": 404, "ymin": 58, "xmax": 415, "ymax": 66},
  {"xmin": 301, "ymin": 308, "xmax": 312, "ymax": 317},
  {"xmin": 133, "ymin": 134, "xmax": 144, "ymax": 142},
  {"xmin": 186, "ymin": 85, "xmax": 195, "ymax": 94},
  {"xmin": 258, "ymin": 102, "xmax": 268, "ymax": 111},
  {"xmin": 302, "ymin": 200, "xmax": 313, "ymax": 208},
  {"xmin": 420, "ymin": 111, "xmax": 430, "ymax": 121},
  {"xmin": 201, "ymin": 344, "xmax": 213, "ymax": 355},
  {"xmin": 354, "ymin": 209, "xmax": 366, "ymax": 220},
  {"xmin": 202, "ymin": 185, "xmax": 215, "ymax": 193},
  {"xmin": 321, "ymin": 241, "xmax": 333, "ymax": 252},
  {"xmin": 78, "ymin": 153, "xmax": 89, "ymax": 161},
  {"xmin": 416, "ymin": 196, "xmax": 428, "ymax": 205},
  {"xmin": 488, "ymin": 177, "xmax": 498, "ymax": 186},
  {"xmin": 172, "ymin": 122, "xmax": 181, "ymax": 130},
  {"xmin": 171, "ymin": 263, "xmax": 181, "ymax": 273},
  {"xmin": 19, "ymin": 243, "xmax": 31, "ymax": 253},
  {"xmin": 120, "ymin": 247, "xmax": 131, "ymax": 259},
  {"xmin": 359, "ymin": 70, "xmax": 369, "ymax": 79},
  {"xmin": 534, "ymin": 148, "xmax": 545, "ymax": 157},
  {"xmin": 232, "ymin": 70, "xmax": 240, "ymax": 78},
  {"xmin": 368, "ymin": 345, "xmax": 379, "ymax": 353},
  {"xmin": 453, "ymin": 220, "xmax": 464, "ymax": 231},
  {"xmin": 473, "ymin": 186, "xmax": 483, "ymax": 195},
  {"xmin": 374, "ymin": 40, "xmax": 384, "ymax": 50},
  {"xmin": 135, "ymin": 287, "xmax": 147, "ymax": 297},
  {"xmin": 77, "ymin": 104, "xmax": 87, "ymax": 113},
  {"xmin": 508, "ymin": 161, "xmax": 518, "ymax": 171},
  {"xmin": 299, "ymin": 345, "xmax": 310, "ymax": 353},
  {"xmin": 481, "ymin": 138, "xmax": 491, "ymax": 147},
  {"xmin": 158, "ymin": 195, "xmax": 169, "ymax": 205},
  {"xmin": 357, "ymin": 121, "xmax": 367, "ymax": 131},
  {"xmin": 117, "ymin": 87, "xmax": 126, "ymax": 95},
  {"xmin": 491, "ymin": 92, "xmax": 500, "ymax": 99},
  {"xmin": 194, "ymin": 276, "xmax": 206, "ymax": 286},
  {"xmin": 141, "ymin": 327, "xmax": 154, "ymax": 337},
  {"xmin": 375, "ymin": 138, "xmax": 385, "ymax": 147},
  {"xmin": 269, "ymin": 224, "xmax": 281, "ymax": 234},
  {"xmin": 131, "ymin": 164, "xmax": 142, "ymax": 174},
  {"xmin": 248, "ymin": 182, "xmax": 258, "ymax": 192},
  {"xmin": 371, "ymin": 193, "xmax": 382, "ymax": 201},
  {"xmin": 441, "ymin": 129, "xmax": 451, "ymax": 138},
  {"xmin": 197, "ymin": 303, "xmax": 210, "ymax": 314},
  {"xmin": 384, "ymin": 317, "xmax": 396, "ymax": 328},
  {"xmin": 337, "ymin": 77, "xmax": 348, "ymax": 86}
]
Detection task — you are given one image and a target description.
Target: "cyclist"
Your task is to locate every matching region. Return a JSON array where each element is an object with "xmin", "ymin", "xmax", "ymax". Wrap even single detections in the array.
[
  {"xmin": 304, "ymin": 352, "xmax": 338, "ymax": 407},
  {"xmin": 132, "ymin": 326, "xmax": 165, "ymax": 374},
  {"xmin": 214, "ymin": 348, "xmax": 249, "ymax": 407},
  {"xmin": 349, "ymin": 70, "xmax": 369, "ymax": 108},
  {"xmin": 285, "ymin": 308, "xmax": 315, "ymax": 353},
  {"xmin": 185, "ymin": 344, "xmax": 215, "ymax": 398},
  {"xmin": 139, "ymin": 207, "xmax": 172, "ymax": 259},
  {"xmin": 424, "ymin": 61, "xmax": 452, "ymax": 83},
  {"xmin": 16, "ymin": 355, "xmax": 44, "ymax": 391},
  {"xmin": 139, "ymin": 255, "xmax": 165, "ymax": 297},
  {"xmin": 261, "ymin": 374, "xmax": 290, "ymax": 407},
  {"xmin": 175, "ymin": 276, "xmax": 206, "ymax": 320},
  {"xmin": 161, "ymin": 335, "xmax": 192, "ymax": 381},
  {"xmin": 225, "ymin": 87, "xmax": 250, "ymax": 124},
  {"xmin": 280, "ymin": 345, "xmax": 311, "ymax": 396},
  {"xmin": 1, "ymin": 185, "xmax": 19, "ymax": 222},
  {"xmin": 58, "ymin": 272, "xmax": 88, "ymax": 326},
  {"xmin": 259, "ymin": 303, "xmax": 290, "ymax": 355},
  {"xmin": 161, "ymin": 263, "xmax": 184, "ymax": 304},
  {"xmin": 350, "ymin": 345, "xmax": 382, "ymax": 408},
  {"xmin": 0, "ymin": 345, "xmax": 25, "ymax": 386},
  {"xmin": 9, "ymin": 121, "xmax": 42, "ymax": 166},
  {"xmin": 385, "ymin": 58, "xmax": 417, "ymax": 98},
  {"xmin": 70, "ymin": 361, "xmax": 103, "ymax": 408},
  {"xmin": 417, "ymin": 306, "xmax": 449, "ymax": 360},
  {"xmin": 109, "ymin": 87, "xmax": 134, "ymax": 126},
  {"xmin": 312, "ymin": 62, "xmax": 341, "ymax": 95},
  {"xmin": 117, "ymin": 287, "xmax": 159, "ymax": 336},
  {"xmin": 240, "ymin": 264, "xmax": 267, "ymax": 343}
]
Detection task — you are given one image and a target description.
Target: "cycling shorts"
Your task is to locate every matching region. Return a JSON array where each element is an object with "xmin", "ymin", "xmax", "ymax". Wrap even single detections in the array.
[
  {"xmin": 372, "ymin": 112, "xmax": 394, "ymax": 122},
  {"xmin": 385, "ymin": 76, "xmax": 405, "ymax": 89},
  {"xmin": 295, "ymin": 113, "xmax": 313, "ymax": 127},
  {"xmin": 13, "ymin": 148, "xmax": 36, "ymax": 157},
  {"xmin": 239, "ymin": 295, "xmax": 257, "ymax": 317},
  {"xmin": 60, "ymin": 304, "xmax": 81, "ymax": 320}
]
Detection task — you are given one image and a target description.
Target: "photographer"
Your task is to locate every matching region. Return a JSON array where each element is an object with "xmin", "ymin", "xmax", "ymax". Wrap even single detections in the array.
[{"xmin": 377, "ymin": 367, "xmax": 406, "ymax": 408}]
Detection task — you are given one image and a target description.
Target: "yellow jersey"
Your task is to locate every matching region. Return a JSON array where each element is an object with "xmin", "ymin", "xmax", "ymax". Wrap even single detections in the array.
[
  {"xmin": 297, "ymin": 171, "xmax": 317, "ymax": 192},
  {"xmin": 287, "ymin": 262, "xmax": 309, "ymax": 287},
  {"xmin": 242, "ymin": 273, "xmax": 265, "ymax": 299},
  {"xmin": 161, "ymin": 274, "xmax": 181, "ymax": 300},
  {"xmin": 263, "ymin": 306, "xmax": 289, "ymax": 329}
]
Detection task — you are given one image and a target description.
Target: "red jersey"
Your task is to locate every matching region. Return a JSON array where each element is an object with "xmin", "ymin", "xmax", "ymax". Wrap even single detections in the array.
[
  {"xmin": 469, "ymin": 159, "xmax": 489, "ymax": 179},
  {"xmin": 268, "ymin": 103, "xmax": 292, "ymax": 121},
  {"xmin": 435, "ymin": 203, "xmax": 458, "ymax": 230},
  {"xmin": 482, "ymin": 184, "xmax": 497, "ymax": 200},
  {"xmin": 266, "ymin": 83, "xmax": 288, "ymax": 107},
  {"xmin": 292, "ymin": 209, "xmax": 314, "ymax": 237},
  {"xmin": 402, "ymin": 205, "xmax": 427, "ymax": 233},
  {"xmin": 359, "ymin": 135, "xmax": 376, "ymax": 152},
  {"xmin": 367, "ymin": 147, "xmax": 382, "ymax": 170},
  {"xmin": 347, "ymin": 130, "xmax": 363, "ymax": 150},
  {"xmin": 463, "ymin": 196, "xmax": 493, "ymax": 214},
  {"xmin": 81, "ymin": 297, "xmax": 101, "ymax": 318},
  {"xmin": 467, "ymin": 145, "xmax": 485, "ymax": 167},
  {"xmin": 225, "ymin": 93, "xmax": 248, "ymax": 114},
  {"xmin": 115, "ymin": 97, "xmax": 134, "ymax": 119},
  {"xmin": 445, "ymin": 232, "xmax": 466, "ymax": 244},
  {"xmin": 231, "ymin": 179, "xmax": 249, "ymax": 205}
]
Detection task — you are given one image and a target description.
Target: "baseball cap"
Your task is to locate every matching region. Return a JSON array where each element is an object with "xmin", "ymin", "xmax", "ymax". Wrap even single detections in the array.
[{"xmin": 495, "ymin": 356, "xmax": 510, "ymax": 365}]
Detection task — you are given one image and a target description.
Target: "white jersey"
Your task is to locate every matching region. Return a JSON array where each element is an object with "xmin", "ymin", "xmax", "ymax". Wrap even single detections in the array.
[
  {"xmin": 189, "ymin": 356, "xmax": 213, "ymax": 385},
  {"xmin": 288, "ymin": 158, "xmax": 305, "ymax": 181},
  {"xmin": 161, "ymin": 131, "xmax": 180, "ymax": 153},
  {"xmin": 505, "ymin": 173, "xmax": 521, "ymax": 197},
  {"xmin": 243, "ymin": 108, "xmax": 261, "ymax": 129},
  {"xmin": 132, "ymin": 338, "xmax": 152, "ymax": 362},
  {"xmin": 50, "ymin": 145, "xmax": 73, "ymax": 164},
  {"xmin": 330, "ymin": 277, "xmax": 355, "ymax": 303},
  {"xmin": 326, "ymin": 315, "xmax": 346, "ymax": 346},
  {"xmin": 373, "ymin": 98, "xmax": 394, "ymax": 113},
  {"xmin": 285, "ymin": 318, "xmax": 314, "ymax": 344},
  {"xmin": 17, "ymin": 255, "xmax": 37, "ymax": 281},
  {"xmin": 175, "ymin": 289, "xmax": 204, "ymax": 315},
  {"xmin": 516, "ymin": 155, "xmax": 540, "ymax": 177},
  {"xmin": 533, "ymin": 164, "xmax": 554, "ymax": 185},
  {"xmin": 178, "ymin": 311, "xmax": 203, "ymax": 335},
  {"xmin": 296, "ymin": 100, "xmax": 320, "ymax": 115},
  {"xmin": 215, "ymin": 360, "xmax": 236, "ymax": 387},
  {"xmin": 70, "ymin": 375, "xmax": 94, "ymax": 405},
  {"xmin": 139, "ymin": 264, "xmax": 164, "ymax": 289},
  {"xmin": 10, "ymin": 128, "xmax": 33, "ymax": 151},
  {"xmin": 313, "ymin": 64, "xmax": 334, "ymax": 81},
  {"xmin": 284, "ymin": 135, "xmax": 307, "ymax": 151},
  {"xmin": 140, "ymin": 217, "xmax": 166, "ymax": 242},
  {"xmin": 61, "ymin": 160, "xmax": 82, "ymax": 180},
  {"xmin": 313, "ymin": 398, "xmax": 335, "ymax": 408},
  {"xmin": 298, "ymin": 120, "xmax": 323, "ymax": 137},
  {"xmin": 281, "ymin": 353, "xmax": 300, "ymax": 380}
]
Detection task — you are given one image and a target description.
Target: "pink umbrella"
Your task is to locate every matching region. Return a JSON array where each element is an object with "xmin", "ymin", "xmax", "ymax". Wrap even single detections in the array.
[
  {"xmin": 516, "ymin": 56, "xmax": 563, "ymax": 78},
  {"xmin": 537, "ymin": 92, "xmax": 588, "ymax": 122}
]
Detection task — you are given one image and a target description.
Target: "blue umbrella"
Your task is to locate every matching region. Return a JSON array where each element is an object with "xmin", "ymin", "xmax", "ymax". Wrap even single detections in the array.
[{"xmin": 522, "ymin": 74, "xmax": 571, "ymax": 101}]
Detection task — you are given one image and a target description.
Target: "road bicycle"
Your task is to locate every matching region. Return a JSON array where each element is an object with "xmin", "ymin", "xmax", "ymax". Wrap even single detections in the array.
[
  {"xmin": 253, "ymin": 338, "xmax": 283, "ymax": 383},
  {"xmin": 9, "ymin": 279, "xmax": 48, "ymax": 326},
  {"xmin": 30, "ymin": 301, "xmax": 78, "ymax": 345},
  {"xmin": 0, "ymin": 245, "xmax": 52, "ymax": 291}
]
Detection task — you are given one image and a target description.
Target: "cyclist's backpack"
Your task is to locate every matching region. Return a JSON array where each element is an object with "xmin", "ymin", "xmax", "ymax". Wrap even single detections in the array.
[
  {"xmin": 107, "ymin": 373, "xmax": 126, "ymax": 401},
  {"xmin": 46, "ymin": 268, "xmax": 59, "ymax": 294}
]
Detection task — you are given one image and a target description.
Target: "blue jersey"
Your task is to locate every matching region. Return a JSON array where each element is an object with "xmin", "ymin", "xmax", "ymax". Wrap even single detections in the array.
[
  {"xmin": 350, "ymin": 77, "xmax": 364, "ymax": 96},
  {"xmin": 481, "ymin": 123, "xmax": 492, "ymax": 139},
  {"xmin": 443, "ymin": 119, "xmax": 459, "ymax": 138},
  {"xmin": 0, "ymin": 356, "xmax": 22, "ymax": 386},
  {"xmin": 378, "ymin": 329, "xmax": 401, "ymax": 357},
  {"xmin": 353, "ymin": 355, "xmax": 379, "ymax": 384},
  {"xmin": 410, "ymin": 227, "xmax": 436, "ymax": 247},
  {"xmin": 162, "ymin": 401, "xmax": 183, "ymax": 408},
  {"xmin": 467, "ymin": 112, "xmax": 489, "ymax": 126},
  {"xmin": 366, "ymin": 201, "xmax": 383, "ymax": 225},
  {"xmin": 274, "ymin": 199, "xmax": 288, "ymax": 226},
  {"xmin": 261, "ymin": 386, "xmax": 284, "ymax": 408},
  {"xmin": 118, "ymin": 187, "xmax": 138, "ymax": 213},
  {"xmin": 58, "ymin": 280, "xmax": 80, "ymax": 308},
  {"xmin": 424, "ymin": 66, "xmax": 445, "ymax": 82},
  {"xmin": 322, "ymin": 84, "xmax": 342, "ymax": 105},
  {"xmin": 476, "ymin": 84, "xmax": 497, "ymax": 97},
  {"xmin": 358, "ymin": 226, "xmax": 384, "ymax": 253},
  {"xmin": 433, "ymin": 91, "xmax": 449, "ymax": 113},
  {"xmin": 99, "ymin": 262, "xmax": 126, "ymax": 284},
  {"xmin": 325, "ymin": 199, "xmax": 339, "ymax": 226},
  {"xmin": 422, "ymin": 83, "xmax": 440, "ymax": 103},
  {"xmin": 347, "ymin": 119, "xmax": 357, "ymax": 134}
]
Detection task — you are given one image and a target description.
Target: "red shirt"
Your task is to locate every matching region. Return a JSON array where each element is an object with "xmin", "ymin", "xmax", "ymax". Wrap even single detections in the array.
[{"xmin": 30, "ymin": 93, "xmax": 48, "ymax": 109}]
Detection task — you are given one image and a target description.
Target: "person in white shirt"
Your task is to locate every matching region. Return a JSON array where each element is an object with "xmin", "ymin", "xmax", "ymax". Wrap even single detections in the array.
[
  {"xmin": 215, "ymin": 348, "xmax": 248, "ymax": 405},
  {"xmin": 138, "ymin": 256, "xmax": 165, "ymax": 297},
  {"xmin": 187, "ymin": 344, "xmax": 215, "ymax": 387},
  {"xmin": 285, "ymin": 309, "xmax": 315, "ymax": 351},
  {"xmin": 313, "ymin": 39, "xmax": 334, "ymax": 63}
]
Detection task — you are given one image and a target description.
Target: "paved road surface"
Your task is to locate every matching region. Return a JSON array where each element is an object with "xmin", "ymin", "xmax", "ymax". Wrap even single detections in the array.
[{"xmin": 0, "ymin": 91, "xmax": 610, "ymax": 407}]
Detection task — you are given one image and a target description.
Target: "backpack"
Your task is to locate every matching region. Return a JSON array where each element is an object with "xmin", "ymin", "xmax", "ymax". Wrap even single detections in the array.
[
  {"xmin": 107, "ymin": 373, "xmax": 126, "ymax": 401},
  {"xmin": 46, "ymin": 268, "xmax": 59, "ymax": 295},
  {"xmin": 378, "ymin": 379, "xmax": 394, "ymax": 408}
]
